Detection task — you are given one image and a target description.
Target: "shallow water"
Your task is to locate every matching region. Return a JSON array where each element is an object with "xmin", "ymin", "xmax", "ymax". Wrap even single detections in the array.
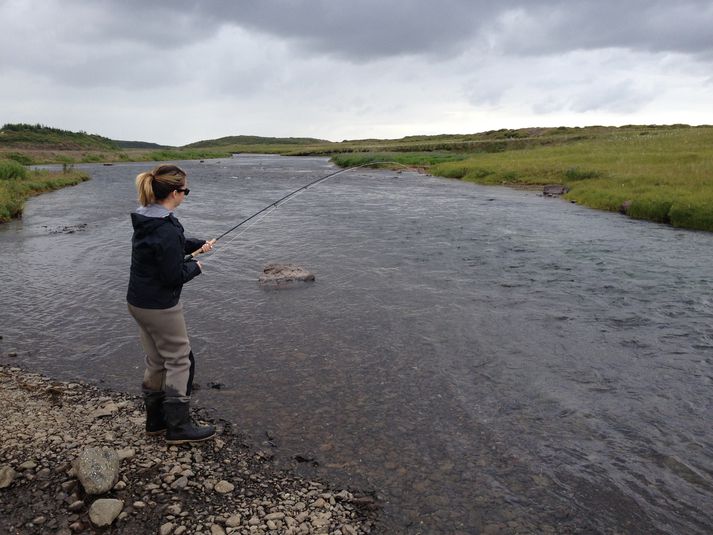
[{"xmin": 3, "ymin": 155, "xmax": 713, "ymax": 533}]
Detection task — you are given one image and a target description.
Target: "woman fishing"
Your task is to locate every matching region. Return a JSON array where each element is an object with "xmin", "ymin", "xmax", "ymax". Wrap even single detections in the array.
[{"xmin": 127, "ymin": 164, "xmax": 216, "ymax": 444}]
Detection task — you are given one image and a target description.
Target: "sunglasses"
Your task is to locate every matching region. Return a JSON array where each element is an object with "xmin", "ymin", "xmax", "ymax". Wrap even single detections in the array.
[{"xmin": 176, "ymin": 188, "xmax": 190, "ymax": 196}]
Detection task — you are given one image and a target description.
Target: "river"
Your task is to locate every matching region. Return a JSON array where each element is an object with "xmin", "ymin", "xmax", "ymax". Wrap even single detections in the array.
[{"xmin": 2, "ymin": 155, "xmax": 713, "ymax": 534}]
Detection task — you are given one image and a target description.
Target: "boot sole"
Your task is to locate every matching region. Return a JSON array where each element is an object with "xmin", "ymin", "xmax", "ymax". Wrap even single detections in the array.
[
  {"xmin": 165, "ymin": 432, "xmax": 216, "ymax": 445},
  {"xmin": 146, "ymin": 429, "xmax": 167, "ymax": 436}
]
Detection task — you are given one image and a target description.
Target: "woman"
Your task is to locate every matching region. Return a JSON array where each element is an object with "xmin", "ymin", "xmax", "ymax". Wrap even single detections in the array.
[{"xmin": 127, "ymin": 164, "xmax": 215, "ymax": 444}]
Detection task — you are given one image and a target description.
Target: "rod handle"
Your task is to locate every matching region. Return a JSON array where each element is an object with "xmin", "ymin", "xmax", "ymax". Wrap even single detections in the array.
[{"xmin": 184, "ymin": 238, "xmax": 216, "ymax": 262}]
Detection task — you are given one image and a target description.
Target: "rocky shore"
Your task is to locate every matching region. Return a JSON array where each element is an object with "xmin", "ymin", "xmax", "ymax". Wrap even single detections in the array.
[{"xmin": 0, "ymin": 366, "xmax": 378, "ymax": 534}]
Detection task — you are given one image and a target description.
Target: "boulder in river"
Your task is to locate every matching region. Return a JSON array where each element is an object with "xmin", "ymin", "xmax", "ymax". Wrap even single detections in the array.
[{"xmin": 258, "ymin": 264, "xmax": 315, "ymax": 286}]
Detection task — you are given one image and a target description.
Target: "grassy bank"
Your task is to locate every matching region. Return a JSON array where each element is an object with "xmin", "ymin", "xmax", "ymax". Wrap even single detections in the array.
[
  {"xmin": 429, "ymin": 126, "xmax": 713, "ymax": 231},
  {"xmin": 0, "ymin": 160, "xmax": 89, "ymax": 222}
]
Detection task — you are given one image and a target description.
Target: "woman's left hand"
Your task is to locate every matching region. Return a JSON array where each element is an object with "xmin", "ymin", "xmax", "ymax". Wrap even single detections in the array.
[{"xmin": 200, "ymin": 239, "xmax": 216, "ymax": 254}]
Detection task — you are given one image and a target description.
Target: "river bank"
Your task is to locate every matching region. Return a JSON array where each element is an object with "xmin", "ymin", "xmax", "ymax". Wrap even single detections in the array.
[
  {"xmin": 0, "ymin": 166, "xmax": 89, "ymax": 223},
  {"xmin": 0, "ymin": 365, "xmax": 378, "ymax": 534}
]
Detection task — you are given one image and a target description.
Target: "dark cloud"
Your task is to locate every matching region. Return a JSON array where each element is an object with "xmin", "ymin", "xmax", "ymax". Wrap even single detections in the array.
[{"xmin": 104, "ymin": 0, "xmax": 713, "ymax": 59}]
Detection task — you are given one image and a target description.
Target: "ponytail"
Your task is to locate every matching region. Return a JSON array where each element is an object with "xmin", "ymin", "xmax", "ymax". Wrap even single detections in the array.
[
  {"xmin": 135, "ymin": 171, "xmax": 156, "ymax": 206},
  {"xmin": 135, "ymin": 164, "xmax": 187, "ymax": 206}
]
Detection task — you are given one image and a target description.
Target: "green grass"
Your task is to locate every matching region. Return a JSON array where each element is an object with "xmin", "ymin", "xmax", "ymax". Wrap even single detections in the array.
[
  {"xmin": 0, "ymin": 160, "xmax": 29, "ymax": 180},
  {"xmin": 0, "ymin": 164, "xmax": 90, "ymax": 222},
  {"xmin": 430, "ymin": 126, "xmax": 713, "ymax": 231},
  {"xmin": 330, "ymin": 151, "xmax": 469, "ymax": 168},
  {"xmin": 144, "ymin": 149, "xmax": 234, "ymax": 161}
]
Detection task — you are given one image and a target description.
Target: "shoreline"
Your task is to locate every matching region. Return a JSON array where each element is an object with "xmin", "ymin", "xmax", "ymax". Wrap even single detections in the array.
[{"xmin": 0, "ymin": 365, "xmax": 378, "ymax": 534}]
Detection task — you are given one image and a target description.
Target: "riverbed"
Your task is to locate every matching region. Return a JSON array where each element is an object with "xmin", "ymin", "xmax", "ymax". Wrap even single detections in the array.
[{"xmin": 2, "ymin": 155, "xmax": 713, "ymax": 534}]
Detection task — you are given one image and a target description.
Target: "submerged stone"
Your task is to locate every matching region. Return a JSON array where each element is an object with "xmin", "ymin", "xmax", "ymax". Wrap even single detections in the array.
[{"xmin": 258, "ymin": 264, "xmax": 315, "ymax": 286}]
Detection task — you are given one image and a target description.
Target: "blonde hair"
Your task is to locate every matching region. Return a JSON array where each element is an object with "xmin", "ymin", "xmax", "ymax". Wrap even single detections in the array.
[{"xmin": 135, "ymin": 164, "xmax": 187, "ymax": 206}]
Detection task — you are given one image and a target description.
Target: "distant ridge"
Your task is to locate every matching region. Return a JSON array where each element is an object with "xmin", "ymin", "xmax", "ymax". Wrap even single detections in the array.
[
  {"xmin": 112, "ymin": 140, "xmax": 172, "ymax": 149},
  {"xmin": 183, "ymin": 135, "xmax": 328, "ymax": 149}
]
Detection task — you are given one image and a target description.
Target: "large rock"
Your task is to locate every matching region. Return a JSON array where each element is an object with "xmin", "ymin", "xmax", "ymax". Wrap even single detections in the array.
[
  {"xmin": 74, "ymin": 447, "xmax": 120, "ymax": 495},
  {"xmin": 88, "ymin": 498, "xmax": 123, "ymax": 527},
  {"xmin": 258, "ymin": 264, "xmax": 315, "ymax": 286},
  {"xmin": 0, "ymin": 465, "xmax": 17, "ymax": 489}
]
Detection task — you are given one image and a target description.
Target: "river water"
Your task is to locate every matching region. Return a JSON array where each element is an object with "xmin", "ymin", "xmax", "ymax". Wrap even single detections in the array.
[{"xmin": 2, "ymin": 155, "xmax": 713, "ymax": 534}]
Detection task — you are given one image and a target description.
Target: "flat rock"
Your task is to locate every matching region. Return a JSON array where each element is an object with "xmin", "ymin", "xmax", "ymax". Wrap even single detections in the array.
[
  {"xmin": 88, "ymin": 498, "xmax": 123, "ymax": 527},
  {"xmin": 258, "ymin": 264, "xmax": 315, "ymax": 286}
]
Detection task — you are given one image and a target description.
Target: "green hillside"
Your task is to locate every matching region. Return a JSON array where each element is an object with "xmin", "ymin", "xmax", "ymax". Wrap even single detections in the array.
[
  {"xmin": 0, "ymin": 123, "xmax": 118, "ymax": 150},
  {"xmin": 113, "ymin": 140, "xmax": 171, "ymax": 149},
  {"xmin": 184, "ymin": 135, "xmax": 328, "ymax": 149}
]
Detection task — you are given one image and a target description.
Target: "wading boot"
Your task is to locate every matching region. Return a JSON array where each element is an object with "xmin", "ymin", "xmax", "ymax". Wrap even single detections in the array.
[
  {"xmin": 143, "ymin": 391, "xmax": 167, "ymax": 435},
  {"xmin": 164, "ymin": 401, "xmax": 215, "ymax": 445}
]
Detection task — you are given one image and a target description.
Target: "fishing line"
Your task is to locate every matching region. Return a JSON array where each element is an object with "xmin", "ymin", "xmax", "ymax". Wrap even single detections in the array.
[{"xmin": 187, "ymin": 160, "xmax": 413, "ymax": 262}]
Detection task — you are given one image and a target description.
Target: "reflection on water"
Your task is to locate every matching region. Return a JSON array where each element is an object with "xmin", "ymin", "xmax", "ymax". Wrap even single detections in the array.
[{"xmin": 2, "ymin": 155, "xmax": 713, "ymax": 533}]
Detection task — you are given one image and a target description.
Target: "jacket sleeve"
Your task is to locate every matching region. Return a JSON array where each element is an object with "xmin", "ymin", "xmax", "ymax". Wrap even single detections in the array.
[
  {"xmin": 184, "ymin": 238, "xmax": 206, "ymax": 255},
  {"xmin": 157, "ymin": 228, "xmax": 202, "ymax": 288}
]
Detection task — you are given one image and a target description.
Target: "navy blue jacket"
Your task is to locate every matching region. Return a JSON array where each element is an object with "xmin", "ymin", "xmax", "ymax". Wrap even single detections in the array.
[{"xmin": 127, "ymin": 212, "xmax": 204, "ymax": 309}]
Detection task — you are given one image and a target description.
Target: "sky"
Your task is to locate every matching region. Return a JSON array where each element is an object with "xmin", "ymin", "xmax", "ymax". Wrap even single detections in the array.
[{"xmin": 2, "ymin": 0, "xmax": 713, "ymax": 146}]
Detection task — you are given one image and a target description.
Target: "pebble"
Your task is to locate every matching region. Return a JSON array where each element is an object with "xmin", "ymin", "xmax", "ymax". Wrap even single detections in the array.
[
  {"xmin": 68, "ymin": 500, "xmax": 84, "ymax": 512},
  {"xmin": 225, "ymin": 514, "xmax": 242, "ymax": 527},
  {"xmin": 171, "ymin": 476, "xmax": 189, "ymax": 490},
  {"xmin": 117, "ymin": 447, "xmax": 136, "ymax": 460},
  {"xmin": 0, "ymin": 465, "xmax": 17, "ymax": 488},
  {"xmin": 167, "ymin": 503, "xmax": 183, "ymax": 515},
  {"xmin": 312, "ymin": 497, "xmax": 328, "ymax": 509},
  {"xmin": 214, "ymin": 480, "xmax": 234, "ymax": 494},
  {"xmin": 210, "ymin": 524, "xmax": 226, "ymax": 535},
  {"xmin": 160, "ymin": 522, "xmax": 175, "ymax": 535}
]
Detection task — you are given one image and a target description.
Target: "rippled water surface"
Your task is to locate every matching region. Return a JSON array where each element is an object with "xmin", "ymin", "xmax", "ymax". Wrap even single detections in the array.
[{"xmin": 3, "ymin": 155, "xmax": 713, "ymax": 534}]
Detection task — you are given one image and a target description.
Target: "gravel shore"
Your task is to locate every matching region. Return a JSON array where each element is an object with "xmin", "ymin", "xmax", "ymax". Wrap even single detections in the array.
[{"xmin": 0, "ymin": 366, "xmax": 378, "ymax": 534}]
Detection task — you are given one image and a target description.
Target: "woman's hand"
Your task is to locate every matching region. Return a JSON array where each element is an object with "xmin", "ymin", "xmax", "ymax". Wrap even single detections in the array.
[{"xmin": 200, "ymin": 239, "xmax": 216, "ymax": 254}]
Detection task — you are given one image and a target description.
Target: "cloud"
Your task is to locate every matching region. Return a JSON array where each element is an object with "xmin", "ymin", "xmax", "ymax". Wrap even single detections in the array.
[
  {"xmin": 97, "ymin": 0, "xmax": 713, "ymax": 60},
  {"xmin": 2, "ymin": 0, "xmax": 713, "ymax": 144}
]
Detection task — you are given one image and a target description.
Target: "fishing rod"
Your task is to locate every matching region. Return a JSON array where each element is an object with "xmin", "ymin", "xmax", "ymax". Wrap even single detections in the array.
[{"xmin": 185, "ymin": 160, "xmax": 410, "ymax": 261}]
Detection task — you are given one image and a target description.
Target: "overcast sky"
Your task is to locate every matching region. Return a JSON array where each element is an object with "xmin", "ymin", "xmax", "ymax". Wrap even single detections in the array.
[{"xmin": 2, "ymin": 0, "xmax": 712, "ymax": 146}]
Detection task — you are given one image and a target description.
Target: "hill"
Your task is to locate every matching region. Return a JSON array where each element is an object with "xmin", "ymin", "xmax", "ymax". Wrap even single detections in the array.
[
  {"xmin": 0, "ymin": 123, "xmax": 118, "ymax": 151},
  {"xmin": 183, "ymin": 135, "xmax": 329, "ymax": 149},
  {"xmin": 112, "ymin": 140, "xmax": 172, "ymax": 149}
]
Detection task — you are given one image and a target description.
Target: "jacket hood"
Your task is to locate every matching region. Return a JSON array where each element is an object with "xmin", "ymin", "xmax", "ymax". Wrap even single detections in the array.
[{"xmin": 131, "ymin": 212, "xmax": 174, "ymax": 239}]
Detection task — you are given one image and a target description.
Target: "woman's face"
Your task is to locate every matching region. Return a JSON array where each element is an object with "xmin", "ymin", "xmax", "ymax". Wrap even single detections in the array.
[{"xmin": 173, "ymin": 179, "xmax": 189, "ymax": 208}]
